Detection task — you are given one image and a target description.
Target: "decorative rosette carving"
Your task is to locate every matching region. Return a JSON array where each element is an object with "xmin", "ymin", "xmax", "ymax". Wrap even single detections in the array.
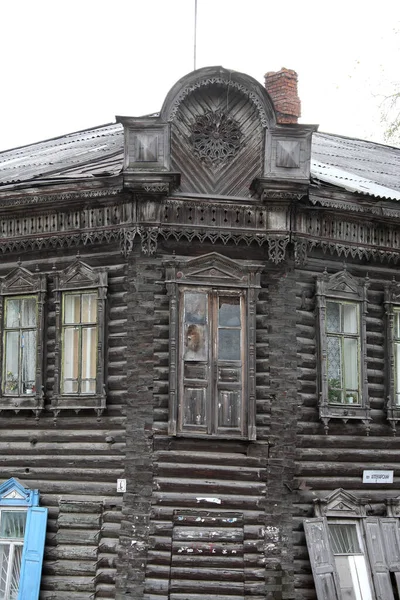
[{"xmin": 191, "ymin": 111, "xmax": 242, "ymax": 165}]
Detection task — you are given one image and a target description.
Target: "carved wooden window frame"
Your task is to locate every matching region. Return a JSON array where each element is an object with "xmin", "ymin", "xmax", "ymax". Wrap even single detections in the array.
[
  {"xmin": 304, "ymin": 489, "xmax": 400, "ymax": 600},
  {"xmin": 384, "ymin": 281, "xmax": 400, "ymax": 434},
  {"xmin": 51, "ymin": 259, "xmax": 107, "ymax": 417},
  {"xmin": 316, "ymin": 270, "xmax": 370, "ymax": 434},
  {"xmin": 0, "ymin": 266, "xmax": 46, "ymax": 418},
  {"xmin": 165, "ymin": 253, "xmax": 261, "ymax": 440}
]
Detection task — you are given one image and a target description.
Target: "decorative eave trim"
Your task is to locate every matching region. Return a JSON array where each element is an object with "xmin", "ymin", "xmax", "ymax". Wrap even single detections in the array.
[
  {"xmin": 0, "ymin": 184, "xmax": 123, "ymax": 209},
  {"xmin": 294, "ymin": 236, "xmax": 400, "ymax": 266}
]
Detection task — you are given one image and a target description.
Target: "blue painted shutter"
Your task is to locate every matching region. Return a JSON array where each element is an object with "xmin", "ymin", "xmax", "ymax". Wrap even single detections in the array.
[{"xmin": 17, "ymin": 506, "xmax": 47, "ymax": 600}]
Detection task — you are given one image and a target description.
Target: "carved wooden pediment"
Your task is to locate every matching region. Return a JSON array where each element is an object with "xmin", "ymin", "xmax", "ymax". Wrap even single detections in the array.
[
  {"xmin": 0, "ymin": 265, "xmax": 46, "ymax": 295},
  {"xmin": 0, "ymin": 477, "xmax": 39, "ymax": 506},
  {"xmin": 313, "ymin": 488, "xmax": 368, "ymax": 518},
  {"xmin": 56, "ymin": 259, "xmax": 107, "ymax": 292},
  {"xmin": 316, "ymin": 269, "xmax": 367, "ymax": 301},
  {"xmin": 165, "ymin": 252, "xmax": 262, "ymax": 289}
]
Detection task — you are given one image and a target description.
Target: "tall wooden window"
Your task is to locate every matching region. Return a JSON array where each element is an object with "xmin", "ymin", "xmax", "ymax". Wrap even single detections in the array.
[
  {"xmin": 0, "ymin": 266, "xmax": 46, "ymax": 417},
  {"xmin": 3, "ymin": 296, "xmax": 38, "ymax": 397},
  {"xmin": 316, "ymin": 270, "xmax": 369, "ymax": 433},
  {"xmin": 62, "ymin": 291, "xmax": 98, "ymax": 395},
  {"xmin": 166, "ymin": 253, "xmax": 261, "ymax": 440},
  {"xmin": 179, "ymin": 289, "xmax": 245, "ymax": 436},
  {"xmin": 326, "ymin": 301, "xmax": 360, "ymax": 405},
  {"xmin": 52, "ymin": 259, "xmax": 107, "ymax": 417},
  {"xmin": 384, "ymin": 282, "xmax": 400, "ymax": 433}
]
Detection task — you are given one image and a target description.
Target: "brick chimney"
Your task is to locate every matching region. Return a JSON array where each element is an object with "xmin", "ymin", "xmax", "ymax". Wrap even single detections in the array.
[{"xmin": 264, "ymin": 68, "xmax": 301, "ymax": 124}]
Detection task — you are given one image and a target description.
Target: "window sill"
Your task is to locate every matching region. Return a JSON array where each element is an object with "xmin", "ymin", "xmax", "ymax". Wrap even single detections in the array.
[
  {"xmin": 319, "ymin": 400, "xmax": 371, "ymax": 434},
  {"xmin": 50, "ymin": 394, "xmax": 106, "ymax": 418},
  {"xmin": 0, "ymin": 395, "xmax": 44, "ymax": 417}
]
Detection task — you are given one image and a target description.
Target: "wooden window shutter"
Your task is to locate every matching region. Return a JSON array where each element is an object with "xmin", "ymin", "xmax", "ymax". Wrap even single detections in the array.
[
  {"xmin": 364, "ymin": 517, "xmax": 395, "ymax": 600},
  {"xmin": 18, "ymin": 506, "xmax": 48, "ymax": 600},
  {"xmin": 303, "ymin": 518, "xmax": 341, "ymax": 600},
  {"xmin": 380, "ymin": 518, "xmax": 400, "ymax": 595}
]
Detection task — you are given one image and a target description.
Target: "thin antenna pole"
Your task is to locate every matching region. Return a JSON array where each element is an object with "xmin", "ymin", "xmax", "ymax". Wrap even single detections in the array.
[{"xmin": 193, "ymin": 0, "xmax": 197, "ymax": 71}]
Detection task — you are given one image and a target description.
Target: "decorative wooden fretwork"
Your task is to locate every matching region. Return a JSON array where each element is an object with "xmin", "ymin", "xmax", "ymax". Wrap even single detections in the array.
[
  {"xmin": 190, "ymin": 110, "xmax": 243, "ymax": 166},
  {"xmin": 316, "ymin": 269, "xmax": 370, "ymax": 434},
  {"xmin": 313, "ymin": 489, "xmax": 368, "ymax": 519}
]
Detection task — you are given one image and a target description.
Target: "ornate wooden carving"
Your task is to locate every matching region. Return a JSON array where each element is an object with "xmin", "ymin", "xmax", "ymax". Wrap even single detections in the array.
[
  {"xmin": 51, "ymin": 259, "xmax": 108, "ymax": 417},
  {"xmin": 316, "ymin": 269, "xmax": 370, "ymax": 433},
  {"xmin": 0, "ymin": 265, "xmax": 46, "ymax": 417},
  {"xmin": 313, "ymin": 489, "xmax": 368, "ymax": 518}
]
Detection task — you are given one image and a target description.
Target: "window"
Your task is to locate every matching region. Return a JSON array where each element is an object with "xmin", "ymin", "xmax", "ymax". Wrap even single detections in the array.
[
  {"xmin": 304, "ymin": 489, "xmax": 400, "ymax": 600},
  {"xmin": 51, "ymin": 259, "xmax": 107, "ymax": 417},
  {"xmin": 0, "ymin": 266, "xmax": 46, "ymax": 417},
  {"xmin": 62, "ymin": 291, "xmax": 97, "ymax": 395},
  {"xmin": 179, "ymin": 289, "xmax": 245, "ymax": 436},
  {"xmin": 165, "ymin": 253, "xmax": 261, "ymax": 439},
  {"xmin": 384, "ymin": 282, "xmax": 400, "ymax": 433},
  {"xmin": 328, "ymin": 521, "xmax": 373, "ymax": 600},
  {"xmin": 316, "ymin": 270, "xmax": 370, "ymax": 433},
  {"xmin": 326, "ymin": 301, "xmax": 360, "ymax": 405},
  {"xmin": 0, "ymin": 478, "xmax": 47, "ymax": 600}
]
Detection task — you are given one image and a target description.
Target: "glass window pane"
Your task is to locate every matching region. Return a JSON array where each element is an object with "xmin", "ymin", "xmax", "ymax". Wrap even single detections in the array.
[
  {"xmin": 63, "ymin": 327, "xmax": 79, "ymax": 382},
  {"xmin": 184, "ymin": 292, "xmax": 207, "ymax": 325},
  {"xmin": 64, "ymin": 295, "xmax": 81, "ymax": 324},
  {"xmin": 395, "ymin": 312, "xmax": 400, "ymax": 339},
  {"xmin": 81, "ymin": 380, "xmax": 96, "ymax": 394},
  {"xmin": 184, "ymin": 324, "xmax": 207, "ymax": 361},
  {"xmin": 9, "ymin": 544, "xmax": 23, "ymax": 600},
  {"xmin": 4, "ymin": 332, "xmax": 19, "ymax": 394},
  {"xmin": 0, "ymin": 512, "xmax": 26, "ymax": 539},
  {"xmin": 63, "ymin": 380, "xmax": 79, "ymax": 394},
  {"xmin": 326, "ymin": 302, "xmax": 340, "ymax": 333},
  {"xmin": 329, "ymin": 524, "xmax": 360, "ymax": 554},
  {"xmin": 81, "ymin": 294, "xmax": 97, "ymax": 323},
  {"xmin": 21, "ymin": 330, "xmax": 36, "ymax": 394},
  {"xmin": 21, "ymin": 298, "xmax": 36, "ymax": 328},
  {"xmin": 218, "ymin": 390, "xmax": 241, "ymax": 428},
  {"xmin": 5, "ymin": 299, "xmax": 20, "ymax": 328},
  {"xmin": 344, "ymin": 337, "xmax": 359, "ymax": 391},
  {"xmin": 327, "ymin": 336, "xmax": 342, "ymax": 382},
  {"xmin": 396, "ymin": 342, "xmax": 400, "ymax": 404},
  {"xmin": 218, "ymin": 329, "xmax": 241, "ymax": 361},
  {"xmin": 0, "ymin": 543, "xmax": 11, "ymax": 597},
  {"xmin": 82, "ymin": 327, "xmax": 96, "ymax": 380},
  {"xmin": 343, "ymin": 304, "xmax": 358, "ymax": 334},
  {"xmin": 182, "ymin": 387, "xmax": 206, "ymax": 426},
  {"xmin": 219, "ymin": 297, "xmax": 241, "ymax": 327}
]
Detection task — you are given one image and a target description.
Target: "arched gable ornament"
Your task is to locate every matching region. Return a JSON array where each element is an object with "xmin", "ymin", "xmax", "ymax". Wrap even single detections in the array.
[{"xmin": 160, "ymin": 66, "xmax": 277, "ymax": 128}]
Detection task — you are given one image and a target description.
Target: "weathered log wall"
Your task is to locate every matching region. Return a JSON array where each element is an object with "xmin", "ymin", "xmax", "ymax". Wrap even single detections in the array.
[
  {"xmin": 294, "ymin": 254, "xmax": 400, "ymax": 599},
  {"xmin": 0, "ymin": 246, "xmax": 126, "ymax": 600}
]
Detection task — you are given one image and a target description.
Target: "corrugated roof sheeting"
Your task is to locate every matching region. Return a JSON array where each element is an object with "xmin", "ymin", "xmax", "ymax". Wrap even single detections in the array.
[
  {"xmin": 0, "ymin": 124, "xmax": 124, "ymax": 186},
  {"xmin": 311, "ymin": 133, "xmax": 400, "ymax": 195},
  {"xmin": 0, "ymin": 124, "xmax": 400, "ymax": 201}
]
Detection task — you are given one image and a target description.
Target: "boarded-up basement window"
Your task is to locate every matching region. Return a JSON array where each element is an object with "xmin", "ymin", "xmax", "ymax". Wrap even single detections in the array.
[{"xmin": 170, "ymin": 510, "xmax": 244, "ymax": 600}]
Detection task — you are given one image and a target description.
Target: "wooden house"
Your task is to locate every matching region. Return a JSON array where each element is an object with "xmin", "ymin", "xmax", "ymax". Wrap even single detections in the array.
[{"xmin": 1, "ymin": 65, "xmax": 400, "ymax": 600}]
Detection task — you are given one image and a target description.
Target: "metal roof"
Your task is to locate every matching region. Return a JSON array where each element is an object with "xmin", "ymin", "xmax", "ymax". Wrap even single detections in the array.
[{"xmin": 0, "ymin": 124, "xmax": 399, "ymax": 201}]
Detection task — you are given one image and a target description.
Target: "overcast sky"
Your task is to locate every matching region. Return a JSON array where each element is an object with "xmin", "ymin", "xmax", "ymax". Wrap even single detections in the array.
[{"xmin": 1, "ymin": 0, "xmax": 399, "ymax": 152}]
